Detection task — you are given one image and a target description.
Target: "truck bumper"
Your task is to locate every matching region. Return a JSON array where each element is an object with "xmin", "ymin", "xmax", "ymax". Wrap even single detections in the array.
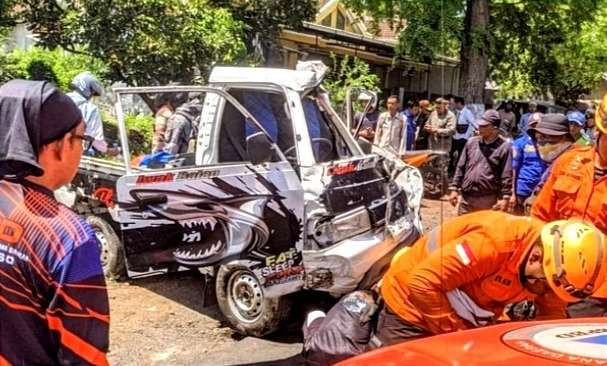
[{"xmin": 302, "ymin": 214, "xmax": 419, "ymax": 294}]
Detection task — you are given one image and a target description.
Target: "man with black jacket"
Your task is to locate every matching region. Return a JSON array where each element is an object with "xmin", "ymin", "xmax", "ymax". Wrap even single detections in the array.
[{"xmin": 448, "ymin": 110, "xmax": 513, "ymax": 215}]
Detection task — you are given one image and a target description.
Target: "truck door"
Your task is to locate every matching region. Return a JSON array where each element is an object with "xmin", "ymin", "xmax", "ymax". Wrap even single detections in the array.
[{"xmin": 111, "ymin": 87, "xmax": 304, "ymax": 284}]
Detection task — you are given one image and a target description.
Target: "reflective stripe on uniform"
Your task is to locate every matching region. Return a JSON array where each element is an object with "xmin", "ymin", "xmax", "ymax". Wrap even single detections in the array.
[{"xmin": 427, "ymin": 227, "xmax": 439, "ymax": 253}]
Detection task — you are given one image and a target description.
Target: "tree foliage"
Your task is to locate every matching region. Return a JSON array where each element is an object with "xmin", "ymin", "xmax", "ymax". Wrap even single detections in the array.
[
  {"xmin": 208, "ymin": 0, "xmax": 317, "ymax": 63},
  {"xmin": 0, "ymin": 0, "xmax": 15, "ymax": 38},
  {"xmin": 10, "ymin": 0, "xmax": 316, "ymax": 87},
  {"xmin": 14, "ymin": 0, "xmax": 248, "ymax": 86},
  {"xmin": 490, "ymin": 0, "xmax": 600, "ymax": 104},
  {"xmin": 345, "ymin": 0, "xmax": 604, "ymax": 104},
  {"xmin": 0, "ymin": 46, "xmax": 107, "ymax": 89},
  {"xmin": 323, "ymin": 53, "xmax": 380, "ymax": 111}
]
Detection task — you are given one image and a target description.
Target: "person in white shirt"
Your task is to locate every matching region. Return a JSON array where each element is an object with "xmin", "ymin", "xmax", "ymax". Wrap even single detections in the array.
[
  {"xmin": 374, "ymin": 95, "xmax": 406, "ymax": 155},
  {"xmin": 450, "ymin": 96, "xmax": 476, "ymax": 175},
  {"xmin": 67, "ymin": 72, "xmax": 118, "ymax": 156}
]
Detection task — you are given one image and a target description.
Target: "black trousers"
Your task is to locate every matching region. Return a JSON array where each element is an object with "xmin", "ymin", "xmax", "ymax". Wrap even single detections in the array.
[
  {"xmin": 449, "ymin": 138, "xmax": 467, "ymax": 176},
  {"xmin": 374, "ymin": 303, "xmax": 430, "ymax": 347}
]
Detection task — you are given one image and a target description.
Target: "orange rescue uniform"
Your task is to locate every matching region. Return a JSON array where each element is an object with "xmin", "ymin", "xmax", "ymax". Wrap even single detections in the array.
[
  {"xmin": 531, "ymin": 146, "xmax": 607, "ymax": 235},
  {"xmin": 381, "ymin": 211, "xmax": 566, "ymax": 335}
]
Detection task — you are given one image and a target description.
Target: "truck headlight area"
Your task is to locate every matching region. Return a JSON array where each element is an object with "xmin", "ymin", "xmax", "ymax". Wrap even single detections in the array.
[{"xmin": 311, "ymin": 206, "xmax": 372, "ymax": 248}]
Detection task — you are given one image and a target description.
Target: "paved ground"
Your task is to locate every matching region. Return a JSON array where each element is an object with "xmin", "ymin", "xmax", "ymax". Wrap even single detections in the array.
[{"xmin": 107, "ymin": 198, "xmax": 456, "ymax": 365}]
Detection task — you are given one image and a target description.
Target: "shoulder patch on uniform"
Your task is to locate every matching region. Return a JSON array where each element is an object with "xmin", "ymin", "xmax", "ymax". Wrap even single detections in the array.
[{"xmin": 455, "ymin": 242, "xmax": 476, "ymax": 265}]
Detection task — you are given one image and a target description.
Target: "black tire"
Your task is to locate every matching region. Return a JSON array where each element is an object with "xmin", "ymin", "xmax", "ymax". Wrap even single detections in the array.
[
  {"xmin": 86, "ymin": 215, "xmax": 125, "ymax": 280},
  {"xmin": 215, "ymin": 263, "xmax": 291, "ymax": 337}
]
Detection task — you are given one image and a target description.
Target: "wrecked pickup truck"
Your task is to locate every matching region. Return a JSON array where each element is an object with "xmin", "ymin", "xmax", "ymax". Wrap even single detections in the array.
[{"xmin": 62, "ymin": 62, "xmax": 423, "ymax": 336}]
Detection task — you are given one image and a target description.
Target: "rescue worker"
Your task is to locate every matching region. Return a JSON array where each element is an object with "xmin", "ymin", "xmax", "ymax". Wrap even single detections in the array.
[
  {"xmin": 0, "ymin": 80, "xmax": 109, "ymax": 364},
  {"xmin": 522, "ymin": 113, "xmax": 575, "ymax": 212},
  {"xmin": 531, "ymin": 94, "xmax": 607, "ymax": 316},
  {"xmin": 377, "ymin": 211, "xmax": 606, "ymax": 346}
]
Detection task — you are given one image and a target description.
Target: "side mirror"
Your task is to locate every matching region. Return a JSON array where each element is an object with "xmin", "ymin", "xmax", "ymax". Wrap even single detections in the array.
[{"xmin": 247, "ymin": 132, "xmax": 274, "ymax": 165}]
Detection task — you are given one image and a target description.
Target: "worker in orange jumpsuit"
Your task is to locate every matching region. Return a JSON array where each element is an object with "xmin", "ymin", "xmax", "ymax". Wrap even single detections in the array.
[
  {"xmin": 377, "ymin": 211, "xmax": 606, "ymax": 346},
  {"xmin": 530, "ymin": 93, "xmax": 607, "ymax": 316}
]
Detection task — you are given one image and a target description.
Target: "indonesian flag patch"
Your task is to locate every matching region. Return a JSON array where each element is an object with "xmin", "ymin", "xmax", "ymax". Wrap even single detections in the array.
[{"xmin": 455, "ymin": 242, "xmax": 476, "ymax": 265}]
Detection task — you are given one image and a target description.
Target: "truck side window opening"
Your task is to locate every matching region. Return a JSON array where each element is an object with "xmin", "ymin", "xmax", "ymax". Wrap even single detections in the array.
[
  {"xmin": 302, "ymin": 95, "xmax": 352, "ymax": 163},
  {"xmin": 217, "ymin": 89, "xmax": 295, "ymax": 164}
]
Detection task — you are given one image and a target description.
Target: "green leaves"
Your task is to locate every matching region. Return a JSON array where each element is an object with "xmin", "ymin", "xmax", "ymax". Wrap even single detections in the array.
[
  {"xmin": 14, "ymin": 0, "xmax": 247, "ymax": 87},
  {"xmin": 323, "ymin": 53, "xmax": 380, "ymax": 111},
  {"xmin": 0, "ymin": 47, "xmax": 107, "ymax": 89}
]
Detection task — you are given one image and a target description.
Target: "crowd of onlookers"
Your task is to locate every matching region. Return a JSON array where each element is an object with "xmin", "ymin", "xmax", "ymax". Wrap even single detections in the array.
[{"xmin": 352, "ymin": 93, "xmax": 600, "ymax": 215}]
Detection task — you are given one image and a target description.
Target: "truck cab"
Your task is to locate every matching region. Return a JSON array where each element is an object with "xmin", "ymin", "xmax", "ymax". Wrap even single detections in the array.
[{"xmin": 66, "ymin": 62, "xmax": 423, "ymax": 336}]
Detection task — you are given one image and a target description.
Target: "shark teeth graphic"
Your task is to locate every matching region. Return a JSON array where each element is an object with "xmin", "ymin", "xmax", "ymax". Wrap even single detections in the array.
[
  {"xmin": 173, "ymin": 241, "xmax": 223, "ymax": 262},
  {"xmin": 177, "ymin": 217, "xmax": 218, "ymax": 230}
]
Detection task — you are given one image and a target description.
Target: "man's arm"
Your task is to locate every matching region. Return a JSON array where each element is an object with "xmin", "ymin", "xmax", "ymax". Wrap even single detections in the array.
[
  {"xmin": 450, "ymin": 140, "xmax": 469, "ymax": 191},
  {"xmin": 373, "ymin": 115, "xmax": 385, "ymax": 145},
  {"xmin": 86, "ymin": 106, "xmax": 109, "ymax": 154},
  {"xmin": 398, "ymin": 115, "xmax": 407, "ymax": 154},
  {"xmin": 500, "ymin": 143, "xmax": 514, "ymax": 198},
  {"xmin": 399, "ymin": 232, "xmax": 500, "ymax": 334},
  {"xmin": 48, "ymin": 234, "xmax": 109, "ymax": 366}
]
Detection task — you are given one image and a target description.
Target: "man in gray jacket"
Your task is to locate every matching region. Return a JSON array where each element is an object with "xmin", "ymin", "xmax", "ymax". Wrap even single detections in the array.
[
  {"xmin": 448, "ymin": 110, "xmax": 513, "ymax": 215},
  {"xmin": 425, "ymin": 97, "xmax": 456, "ymax": 152}
]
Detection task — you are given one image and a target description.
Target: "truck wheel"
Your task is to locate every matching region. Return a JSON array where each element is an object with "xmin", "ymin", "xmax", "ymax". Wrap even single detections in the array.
[
  {"xmin": 215, "ymin": 263, "xmax": 291, "ymax": 337},
  {"xmin": 86, "ymin": 216, "xmax": 125, "ymax": 280}
]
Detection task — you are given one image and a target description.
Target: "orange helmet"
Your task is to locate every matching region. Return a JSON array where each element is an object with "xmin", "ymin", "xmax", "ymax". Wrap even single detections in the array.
[{"xmin": 541, "ymin": 220, "xmax": 606, "ymax": 302}]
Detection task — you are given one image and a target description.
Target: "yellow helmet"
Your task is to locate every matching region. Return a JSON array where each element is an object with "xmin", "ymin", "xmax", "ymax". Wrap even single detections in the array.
[
  {"xmin": 596, "ymin": 93, "xmax": 607, "ymax": 134},
  {"xmin": 541, "ymin": 220, "xmax": 606, "ymax": 302}
]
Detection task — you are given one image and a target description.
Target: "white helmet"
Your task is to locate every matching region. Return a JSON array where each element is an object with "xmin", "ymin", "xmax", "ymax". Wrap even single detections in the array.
[{"xmin": 70, "ymin": 71, "xmax": 104, "ymax": 99}]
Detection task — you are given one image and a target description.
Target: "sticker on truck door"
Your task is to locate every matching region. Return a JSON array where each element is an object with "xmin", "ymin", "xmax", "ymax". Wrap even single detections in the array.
[{"xmin": 115, "ymin": 163, "xmax": 304, "ymax": 280}]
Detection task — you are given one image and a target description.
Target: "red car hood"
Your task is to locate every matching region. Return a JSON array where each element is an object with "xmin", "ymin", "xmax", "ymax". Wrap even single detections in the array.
[{"xmin": 337, "ymin": 318, "xmax": 607, "ymax": 366}]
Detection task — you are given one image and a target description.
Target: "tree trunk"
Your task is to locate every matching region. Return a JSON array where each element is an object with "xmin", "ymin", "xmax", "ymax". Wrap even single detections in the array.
[{"xmin": 459, "ymin": 0, "xmax": 489, "ymax": 104}]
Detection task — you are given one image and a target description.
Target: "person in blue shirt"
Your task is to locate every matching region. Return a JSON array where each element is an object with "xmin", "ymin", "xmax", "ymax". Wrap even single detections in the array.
[
  {"xmin": 509, "ymin": 112, "xmax": 546, "ymax": 214},
  {"xmin": 518, "ymin": 101, "xmax": 537, "ymax": 135},
  {"xmin": 401, "ymin": 100, "xmax": 419, "ymax": 151}
]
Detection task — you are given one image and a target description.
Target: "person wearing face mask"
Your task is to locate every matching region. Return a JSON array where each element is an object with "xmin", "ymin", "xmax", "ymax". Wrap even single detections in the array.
[
  {"xmin": 523, "ymin": 113, "xmax": 575, "ymax": 203},
  {"xmin": 530, "ymin": 97, "xmax": 607, "ymax": 317}
]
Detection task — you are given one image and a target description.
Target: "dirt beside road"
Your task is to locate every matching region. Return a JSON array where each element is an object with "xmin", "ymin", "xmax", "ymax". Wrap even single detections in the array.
[{"xmin": 107, "ymin": 198, "xmax": 456, "ymax": 366}]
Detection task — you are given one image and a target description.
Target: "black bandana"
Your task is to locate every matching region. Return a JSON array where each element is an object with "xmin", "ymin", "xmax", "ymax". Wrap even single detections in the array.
[{"xmin": 0, "ymin": 80, "xmax": 82, "ymax": 178}]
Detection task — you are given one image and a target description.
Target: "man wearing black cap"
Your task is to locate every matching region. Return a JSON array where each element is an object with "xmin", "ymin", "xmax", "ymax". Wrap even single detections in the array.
[
  {"xmin": 0, "ymin": 80, "xmax": 109, "ymax": 365},
  {"xmin": 448, "ymin": 110, "xmax": 513, "ymax": 215}
]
